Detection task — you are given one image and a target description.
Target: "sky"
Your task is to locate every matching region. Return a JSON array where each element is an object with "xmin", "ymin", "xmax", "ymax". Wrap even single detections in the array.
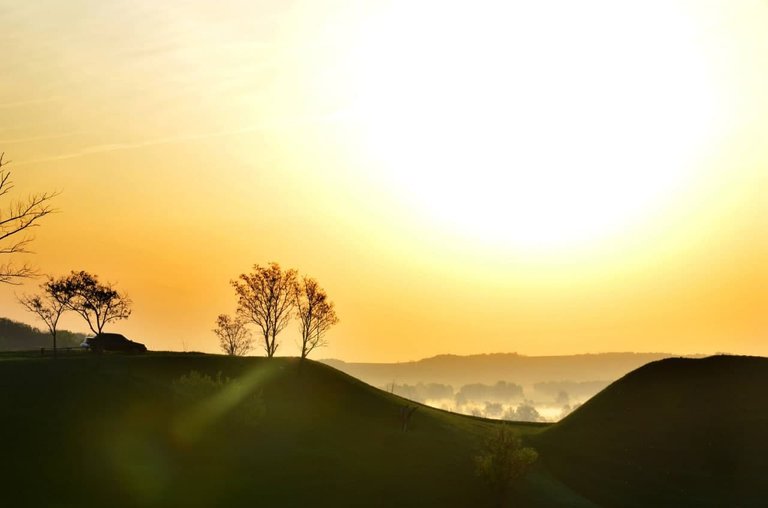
[{"xmin": 0, "ymin": 0, "xmax": 766, "ymax": 361}]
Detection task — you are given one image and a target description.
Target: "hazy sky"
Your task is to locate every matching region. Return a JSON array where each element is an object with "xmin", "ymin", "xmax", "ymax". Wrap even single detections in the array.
[{"xmin": 1, "ymin": 1, "xmax": 766, "ymax": 361}]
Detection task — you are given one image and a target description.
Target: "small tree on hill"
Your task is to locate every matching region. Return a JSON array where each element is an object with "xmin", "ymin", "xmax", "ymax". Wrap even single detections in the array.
[
  {"xmin": 18, "ymin": 278, "xmax": 69, "ymax": 356},
  {"xmin": 294, "ymin": 276, "xmax": 339, "ymax": 359},
  {"xmin": 231, "ymin": 262, "xmax": 297, "ymax": 357},
  {"xmin": 0, "ymin": 152, "xmax": 57, "ymax": 284},
  {"xmin": 475, "ymin": 425, "xmax": 538, "ymax": 507},
  {"xmin": 48, "ymin": 271, "xmax": 131, "ymax": 335},
  {"xmin": 213, "ymin": 314, "xmax": 253, "ymax": 356}
]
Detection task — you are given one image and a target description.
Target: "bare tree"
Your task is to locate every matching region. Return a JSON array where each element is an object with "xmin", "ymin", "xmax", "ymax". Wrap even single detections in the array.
[
  {"xmin": 294, "ymin": 276, "xmax": 339, "ymax": 359},
  {"xmin": 17, "ymin": 278, "xmax": 69, "ymax": 356},
  {"xmin": 48, "ymin": 271, "xmax": 132, "ymax": 335},
  {"xmin": 231, "ymin": 262, "xmax": 297, "ymax": 357},
  {"xmin": 0, "ymin": 152, "xmax": 57, "ymax": 284},
  {"xmin": 213, "ymin": 314, "xmax": 253, "ymax": 356}
]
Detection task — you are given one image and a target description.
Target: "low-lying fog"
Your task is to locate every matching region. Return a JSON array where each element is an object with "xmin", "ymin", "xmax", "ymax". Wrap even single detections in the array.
[{"xmin": 384, "ymin": 380, "xmax": 609, "ymax": 422}]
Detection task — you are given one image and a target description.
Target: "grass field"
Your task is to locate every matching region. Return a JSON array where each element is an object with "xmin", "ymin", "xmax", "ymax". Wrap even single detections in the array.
[
  {"xmin": 2, "ymin": 352, "xmax": 764, "ymax": 507},
  {"xmin": 0, "ymin": 352, "xmax": 592, "ymax": 507}
]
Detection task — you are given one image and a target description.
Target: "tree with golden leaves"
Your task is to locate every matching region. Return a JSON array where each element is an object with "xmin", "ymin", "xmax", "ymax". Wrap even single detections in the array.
[
  {"xmin": 231, "ymin": 262, "xmax": 297, "ymax": 357},
  {"xmin": 294, "ymin": 276, "xmax": 338, "ymax": 359}
]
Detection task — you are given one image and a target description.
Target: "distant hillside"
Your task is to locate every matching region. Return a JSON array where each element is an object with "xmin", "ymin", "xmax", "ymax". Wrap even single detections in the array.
[
  {"xmin": 322, "ymin": 352, "xmax": 693, "ymax": 388},
  {"xmin": 0, "ymin": 317, "xmax": 85, "ymax": 350},
  {"xmin": 536, "ymin": 355, "xmax": 768, "ymax": 507}
]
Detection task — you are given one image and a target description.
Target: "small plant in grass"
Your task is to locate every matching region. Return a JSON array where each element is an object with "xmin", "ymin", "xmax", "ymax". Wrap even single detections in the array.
[
  {"xmin": 173, "ymin": 370, "xmax": 265, "ymax": 431},
  {"xmin": 173, "ymin": 370, "xmax": 227, "ymax": 401}
]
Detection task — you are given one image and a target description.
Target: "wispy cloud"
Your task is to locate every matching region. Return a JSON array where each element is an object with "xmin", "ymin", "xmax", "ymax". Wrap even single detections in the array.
[
  {"xmin": 15, "ymin": 111, "xmax": 354, "ymax": 166},
  {"xmin": 0, "ymin": 97, "xmax": 60, "ymax": 109},
  {"xmin": 15, "ymin": 125, "xmax": 268, "ymax": 166},
  {"xmin": 0, "ymin": 132, "xmax": 83, "ymax": 145}
]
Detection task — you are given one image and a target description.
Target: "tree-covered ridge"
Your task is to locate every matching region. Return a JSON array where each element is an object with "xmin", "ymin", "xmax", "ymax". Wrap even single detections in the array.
[{"xmin": 0, "ymin": 317, "xmax": 85, "ymax": 350}]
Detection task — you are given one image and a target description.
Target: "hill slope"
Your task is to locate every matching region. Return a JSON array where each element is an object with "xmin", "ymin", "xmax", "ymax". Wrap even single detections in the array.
[
  {"xmin": 535, "ymin": 355, "xmax": 768, "ymax": 507},
  {"xmin": 0, "ymin": 353, "xmax": 592, "ymax": 508}
]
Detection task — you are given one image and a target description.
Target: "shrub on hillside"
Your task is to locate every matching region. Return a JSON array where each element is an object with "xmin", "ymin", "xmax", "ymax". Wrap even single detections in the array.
[{"xmin": 475, "ymin": 425, "xmax": 538, "ymax": 507}]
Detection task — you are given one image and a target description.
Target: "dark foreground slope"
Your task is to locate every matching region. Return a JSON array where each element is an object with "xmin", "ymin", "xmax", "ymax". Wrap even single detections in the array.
[
  {"xmin": 535, "ymin": 355, "xmax": 768, "ymax": 507},
  {"xmin": 0, "ymin": 353, "xmax": 590, "ymax": 508}
]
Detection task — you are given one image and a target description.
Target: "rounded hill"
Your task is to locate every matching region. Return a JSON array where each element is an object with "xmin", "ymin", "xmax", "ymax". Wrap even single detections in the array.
[
  {"xmin": 0, "ymin": 352, "xmax": 591, "ymax": 508},
  {"xmin": 536, "ymin": 355, "xmax": 768, "ymax": 507}
]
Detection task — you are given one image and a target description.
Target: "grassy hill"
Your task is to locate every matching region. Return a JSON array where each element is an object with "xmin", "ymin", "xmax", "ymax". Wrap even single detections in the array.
[
  {"xmin": 534, "ymin": 355, "xmax": 768, "ymax": 507},
  {"xmin": 0, "ymin": 352, "xmax": 592, "ymax": 508},
  {"xmin": 3, "ymin": 352, "xmax": 763, "ymax": 507}
]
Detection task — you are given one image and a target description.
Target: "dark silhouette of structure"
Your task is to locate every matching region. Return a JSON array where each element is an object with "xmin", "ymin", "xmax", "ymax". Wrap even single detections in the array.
[{"xmin": 85, "ymin": 333, "xmax": 146, "ymax": 353}]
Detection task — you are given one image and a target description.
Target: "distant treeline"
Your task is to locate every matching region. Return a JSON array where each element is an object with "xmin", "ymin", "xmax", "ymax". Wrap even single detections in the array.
[
  {"xmin": 0, "ymin": 317, "xmax": 85, "ymax": 351},
  {"xmin": 385, "ymin": 381, "xmax": 549, "ymax": 421},
  {"xmin": 533, "ymin": 380, "xmax": 610, "ymax": 401},
  {"xmin": 386, "ymin": 381, "xmax": 525, "ymax": 405}
]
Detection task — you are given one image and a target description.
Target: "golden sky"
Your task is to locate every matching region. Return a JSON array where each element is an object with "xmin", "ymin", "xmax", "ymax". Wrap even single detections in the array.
[{"xmin": 1, "ymin": 1, "xmax": 766, "ymax": 361}]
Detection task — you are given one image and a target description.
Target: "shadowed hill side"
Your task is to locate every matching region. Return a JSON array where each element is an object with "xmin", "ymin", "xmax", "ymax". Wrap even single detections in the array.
[
  {"xmin": 0, "ymin": 353, "xmax": 592, "ymax": 508},
  {"xmin": 0, "ymin": 317, "xmax": 86, "ymax": 350},
  {"xmin": 535, "ymin": 355, "xmax": 768, "ymax": 507}
]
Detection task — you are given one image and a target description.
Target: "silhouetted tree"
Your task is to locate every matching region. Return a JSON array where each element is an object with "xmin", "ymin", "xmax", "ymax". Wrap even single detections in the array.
[
  {"xmin": 294, "ymin": 276, "xmax": 339, "ymax": 359},
  {"xmin": 475, "ymin": 425, "xmax": 538, "ymax": 507},
  {"xmin": 232, "ymin": 262, "xmax": 297, "ymax": 357},
  {"xmin": 0, "ymin": 152, "xmax": 56, "ymax": 284},
  {"xmin": 48, "ymin": 271, "xmax": 131, "ymax": 334},
  {"xmin": 213, "ymin": 314, "xmax": 253, "ymax": 356},
  {"xmin": 17, "ymin": 278, "xmax": 68, "ymax": 356}
]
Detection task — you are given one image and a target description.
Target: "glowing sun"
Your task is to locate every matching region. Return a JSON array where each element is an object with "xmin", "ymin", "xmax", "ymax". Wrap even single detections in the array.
[{"xmin": 347, "ymin": 1, "xmax": 723, "ymax": 251}]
